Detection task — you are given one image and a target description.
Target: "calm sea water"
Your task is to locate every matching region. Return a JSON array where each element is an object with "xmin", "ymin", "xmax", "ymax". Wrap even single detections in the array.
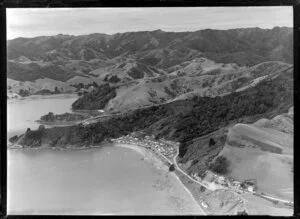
[
  {"xmin": 7, "ymin": 94, "xmax": 201, "ymax": 215},
  {"xmin": 7, "ymin": 94, "xmax": 78, "ymax": 138}
]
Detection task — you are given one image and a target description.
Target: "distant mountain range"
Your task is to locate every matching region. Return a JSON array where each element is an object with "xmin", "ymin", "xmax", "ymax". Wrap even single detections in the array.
[
  {"xmin": 7, "ymin": 27, "xmax": 293, "ymax": 111},
  {"xmin": 8, "ymin": 27, "xmax": 293, "ymax": 67}
]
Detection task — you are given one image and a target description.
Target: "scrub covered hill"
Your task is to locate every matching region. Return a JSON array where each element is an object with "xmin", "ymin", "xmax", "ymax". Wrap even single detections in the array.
[
  {"xmin": 11, "ymin": 68, "xmax": 293, "ymax": 175},
  {"xmin": 71, "ymin": 83, "xmax": 117, "ymax": 110},
  {"xmin": 7, "ymin": 27, "xmax": 292, "ymax": 99},
  {"xmin": 69, "ymin": 60, "xmax": 292, "ymax": 113},
  {"xmin": 8, "ymin": 27, "xmax": 293, "ymax": 67}
]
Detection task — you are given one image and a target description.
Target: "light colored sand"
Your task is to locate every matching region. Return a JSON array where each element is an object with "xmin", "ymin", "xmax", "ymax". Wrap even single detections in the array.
[
  {"xmin": 114, "ymin": 143, "xmax": 205, "ymax": 215},
  {"xmin": 114, "ymin": 143, "xmax": 146, "ymax": 156}
]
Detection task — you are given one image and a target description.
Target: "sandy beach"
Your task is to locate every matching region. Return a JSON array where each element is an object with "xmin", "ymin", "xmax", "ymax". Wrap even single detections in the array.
[{"xmin": 114, "ymin": 143, "xmax": 206, "ymax": 215}]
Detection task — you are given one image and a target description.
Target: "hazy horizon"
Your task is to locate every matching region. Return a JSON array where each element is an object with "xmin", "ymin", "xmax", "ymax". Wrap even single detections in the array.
[
  {"xmin": 7, "ymin": 7, "xmax": 293, "ymax": 40},
  {"xmin": 7, "ymin": 25, "xmax": 293, "ymax": 40}
]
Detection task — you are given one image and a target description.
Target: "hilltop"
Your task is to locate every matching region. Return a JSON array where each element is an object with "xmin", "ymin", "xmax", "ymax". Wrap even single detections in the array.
[
  {"xmin": 10, "ymin": 67, "xmax": 293, "ymax": 161},
  {"xmin": 71, "ymin": 59, "xmax": 292, "ymax": 112},
  {"xmin": 8, "ymin": 27, "xmax": 292, "ymax": 66},
  {"xmin": 7, "ymin": 27, "xmax": 292, "ymax": 98}
]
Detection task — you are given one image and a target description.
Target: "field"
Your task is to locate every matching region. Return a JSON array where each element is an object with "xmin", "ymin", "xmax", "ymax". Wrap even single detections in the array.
[{"xmin": 240, "ymin": 193, "xmax": 293, "ymax": 216}]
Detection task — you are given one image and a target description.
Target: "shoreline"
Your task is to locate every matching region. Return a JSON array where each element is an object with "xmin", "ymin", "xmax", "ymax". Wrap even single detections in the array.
[
  {"xmin": 8, "ymin": 141, "xmax": 206, "ymax": 214},
  {"xmin": 114, "ymin": 143, "xmax": 206, "ymax": 215},
  {"xmin": 171, "ymin": 171, "xmax": 207, "ymax": 215},
  {"xmin": 7, "ymin": 93, "xmax": 78, "ymax": 102},
  {"xmin": 7, "ymin": 143, "xmax": 113, "ymax": 151},
  {"xmin": 9, "ymin": 142, "xmax": 205, "ymax": 215}
]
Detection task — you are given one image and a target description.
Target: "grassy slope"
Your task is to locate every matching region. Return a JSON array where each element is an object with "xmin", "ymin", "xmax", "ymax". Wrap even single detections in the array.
[
  {"xmin": 218, "ymin": 109, "xmax": 293, "ymax": 201},
  {"xmin": 13, "ymin": 69, "xmax": 293, "ymax": 180},
  {"xmin": 73, "ymin": 61, "xmax": 292, "ymax": 113}
]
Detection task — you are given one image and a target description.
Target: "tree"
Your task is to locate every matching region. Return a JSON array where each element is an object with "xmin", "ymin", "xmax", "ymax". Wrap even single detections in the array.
[
  {"xmin": 191, "ymin": 159, "xmax": 199, "ymax": 165},
  {"xmin": 78, "ymin": 83, "xmax": 84, "ymax": 89},
  {"xmin": 92, "ymin": 82, "xmax": 99, "ymax": 88},
  {"xmin": 237, "ymin": 210, "xmax": 248, "ymax": 215},
  {"xmin": 209, "ymin": 156, "xmax": 230, "ymax": 174},
  {"xmin": 19, "ymin": 89, "xmax": 30, "ymax": 97},
  {"xmin": 209, "ymin": 138, "xmax": 216, "ymax": 147},
  {"xmin": 54, "ymin": 86, "xmax": 60, "ymax": 93},
  {"xmin": 169, "ymin": 164, "xmax": 175, "ymax": 172}
]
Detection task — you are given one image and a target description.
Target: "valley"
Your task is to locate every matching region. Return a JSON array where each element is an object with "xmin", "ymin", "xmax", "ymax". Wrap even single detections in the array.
[
  {"xmin": 7, "ymin": 27, "xmax": 294, "ymax": 215},
  {"xmin": 7, "ymin": 27, "xmax": 292, "ymax": 102}
]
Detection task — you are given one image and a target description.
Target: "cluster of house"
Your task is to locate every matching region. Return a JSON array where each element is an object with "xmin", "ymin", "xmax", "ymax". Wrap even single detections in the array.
[
  {"xmin": 192, "ymin": 170, "xmax": 256, "ymax": 194},
  {"xmin": 144, "ymin": 136, "xmax": 177, "ymax": 160},
  {"xmin": 211, "ymin": 172, "xmax": 256, "ymax": 193},
  {"xmin": 111, "ymin": 132, "xmax": 177, "ymax": 160}
]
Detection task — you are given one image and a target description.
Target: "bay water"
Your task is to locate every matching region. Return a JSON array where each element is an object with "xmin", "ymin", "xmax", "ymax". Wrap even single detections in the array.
[{"xmin": 7, "ymin": 94, "xmax": 201, "ymax": 215}]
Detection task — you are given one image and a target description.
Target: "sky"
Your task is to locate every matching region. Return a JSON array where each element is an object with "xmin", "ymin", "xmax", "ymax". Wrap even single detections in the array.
[{"xmin": 7, "ymin": 7, "xmax": 293, "ymax": 40}]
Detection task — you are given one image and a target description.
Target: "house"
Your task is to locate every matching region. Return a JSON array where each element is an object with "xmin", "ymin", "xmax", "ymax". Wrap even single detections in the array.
[
  {"xmin": 247, "ymin": 186, "xmax": 254, "ymax": 192},
  {"xmin": 232, "ymin": 181, "xmax": 241, "ymax": 186},
  {"xmin": 201, "ymin": 201, "xmax": 208, "ymax": 208},
  {"xmin": 218, "ymin": 176, "xmax": 225, "ymax": 184}
]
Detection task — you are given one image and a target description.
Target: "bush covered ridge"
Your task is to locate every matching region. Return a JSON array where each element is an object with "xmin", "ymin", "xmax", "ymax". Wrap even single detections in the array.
[
  {"xmin": 209, "ymin": 156, "xmax": 230, "ymax": 174},
  {"xmin": 12, "ymin": 69, "xmax": 292, "ymax": 154},
  {"xmin": 40, "ymin": 112, "xmax": 88, "ymax": 122},
  {"xmin": 8, "ymin": 27, "xmax": 293, "ymax": 68},
  {"xmin": 72, "ymin": 83, "xmax": 116, "ymax": 110}
]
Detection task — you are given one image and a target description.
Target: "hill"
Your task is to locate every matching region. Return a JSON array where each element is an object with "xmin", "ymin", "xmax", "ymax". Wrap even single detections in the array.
[
  {"xmin": 7, "ymin": 78, "xmax": 76, "ymax": 96},
  {"xmin": 10, "ymin": 67, "xmax": 293, "ymax": 179},
  {"xmin": 8, "ymin": 27, "xmax": 293, "ymax": 67},
  {"xmin": 71, "ymin": 60, "xmax": 292, "ymax": 112},
  {"xmin": 7, "ymin": 27, "xmax": 292, "ymax": 98},
  {"xmin": 218, "ymin": 107, "xmax": 293, "ymax": 201}
]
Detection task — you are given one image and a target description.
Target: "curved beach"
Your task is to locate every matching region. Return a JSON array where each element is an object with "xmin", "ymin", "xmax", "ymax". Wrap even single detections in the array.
[{"xmin": 114, "ymin": 143, "xmax": 206, "ymax": 215}]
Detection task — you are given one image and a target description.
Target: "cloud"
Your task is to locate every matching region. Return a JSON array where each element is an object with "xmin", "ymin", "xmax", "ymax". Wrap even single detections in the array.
[{"xmin": 7, "ymin": 7, "xmax": 293, "ymax": 39}]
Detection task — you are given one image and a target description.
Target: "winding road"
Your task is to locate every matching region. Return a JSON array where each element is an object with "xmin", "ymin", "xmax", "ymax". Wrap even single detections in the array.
[
  {"xmin": 162, "ymin": 142, "xmax": 294, "ymax": 206},
  {"xmin": 172, "ymin": 150, "xmax": 213, "ymax": 191},
  {"xmin": 155, "ymin": 147, "xmax": 208, "ymax": 215}
]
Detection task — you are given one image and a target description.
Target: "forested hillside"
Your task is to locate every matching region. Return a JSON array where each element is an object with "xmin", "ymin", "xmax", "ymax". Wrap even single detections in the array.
[{"xmin": 11, "ymin": 68, "xmax": 293, "ymax": 167}]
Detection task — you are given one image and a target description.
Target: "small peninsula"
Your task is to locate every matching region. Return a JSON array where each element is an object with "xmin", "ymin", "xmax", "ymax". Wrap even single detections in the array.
[{"xmin": 38, "ymin": 112, "xmax": 89, "ymax": 123}]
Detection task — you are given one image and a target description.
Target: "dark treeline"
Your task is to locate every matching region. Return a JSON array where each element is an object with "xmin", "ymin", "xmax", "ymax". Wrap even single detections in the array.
[
  {"xmin": 40, "ymin": 112, "xmax": 88, "ymax": 122},
  {"xmin": 13, "ymin": 70, "xmax": 293, "ymax": 162},
  {"xmin": 19, "ymin": 86, "xmax": 62, "ymax": 97},
  {"xmin": 72, "ymin": 83, "xmax": 116, "ymax": 110},
  {"xmin": 72, "ymin": 82, "xmax": 99, "ymax": 90}
]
